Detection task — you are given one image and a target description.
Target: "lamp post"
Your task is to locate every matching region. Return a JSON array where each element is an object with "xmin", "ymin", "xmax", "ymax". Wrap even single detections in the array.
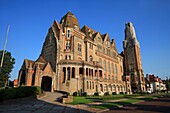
[
  {"xmin": 76, "ymin": 75, "xmax": 79, "ymax": 96},
  {"xmin": 0, "ymin": 25, "xmax": 10, "ymax": 73}
]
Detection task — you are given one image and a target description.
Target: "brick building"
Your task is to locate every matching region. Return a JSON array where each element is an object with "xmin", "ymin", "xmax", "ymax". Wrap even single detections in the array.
[{"xmin": 18, "ymin": 12, "xmax": 144, "ymax": 95}]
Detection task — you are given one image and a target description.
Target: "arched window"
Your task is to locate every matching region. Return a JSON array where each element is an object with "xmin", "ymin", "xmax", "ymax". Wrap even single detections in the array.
[
  {"xmin": 69, "ymin": 55, "xmax": 71, "ymax": 60},
  {"xmin": 89, "ymin": 55, "xmax": 93, "ymax": 62}
]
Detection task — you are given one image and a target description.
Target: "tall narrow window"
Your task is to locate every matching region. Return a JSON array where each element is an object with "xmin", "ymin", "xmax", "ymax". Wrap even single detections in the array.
[
  {"xmin": 112, "ymin": 63, "xmax": 114, "ymax": 74},
  {"xmin": 67, "ymin": 67, "xmax": 70, "ymax": 80},
  {"xmin": 78, "ymin": 43, "xmax": 82, "ymax": 52},
  {"xmin": 104, "ymin": 60, "xmax": 106, "ymax": 71},
  {"xmin": 66, "ymin": 41, "xmax": 70, "ymax": 50},
  {"xmin": 115, "ymin": 64, "xmax": 117, "ymax": 74},
  {"xmin": 67, "ymin": 29, "xmax": 71, "ymax": 38},
  {"xmin": 108, "ymin": 61, "xmax": 110, "ymax": 73},
  {"xmin": 90, "ymin": 43, "xmax": 93, "ymax": 49}
]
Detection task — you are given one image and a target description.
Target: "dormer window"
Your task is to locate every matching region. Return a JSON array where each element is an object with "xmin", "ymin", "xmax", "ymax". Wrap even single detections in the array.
[
  {"xmin": 98, "ymin": 37, "xmax": 101, "ymax": 42},
  {"xmin": 67, "ymin": 29, "xmax": 71, "ymax": 38},
  {"xmin": 106, "ymin": 41, "xmax": 110, "ymax": 47}
]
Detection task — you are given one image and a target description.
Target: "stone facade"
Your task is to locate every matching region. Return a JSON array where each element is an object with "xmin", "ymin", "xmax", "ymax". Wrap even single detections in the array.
[{"xmin": 18, "ymin": 12, "xmax": 145, "ymax": 95}]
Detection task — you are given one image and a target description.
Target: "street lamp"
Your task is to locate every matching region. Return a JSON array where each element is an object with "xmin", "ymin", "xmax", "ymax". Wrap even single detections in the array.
[
  {"xmin": 76, "ymin": 75, "xmax": 79, "ymax": 96},
  {"xmin": 0, "ymin": 25, "xmax": 10, "ymax": 73}
]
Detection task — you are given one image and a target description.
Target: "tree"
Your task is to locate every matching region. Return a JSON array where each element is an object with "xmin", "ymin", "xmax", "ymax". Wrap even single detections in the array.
[{"xmin": 0, "ymin": 50, "xmax": 15, "ymax": 87}]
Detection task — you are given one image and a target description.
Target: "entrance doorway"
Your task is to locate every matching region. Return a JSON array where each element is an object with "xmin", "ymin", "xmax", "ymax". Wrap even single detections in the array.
[{"xmin": 41, "ymin": 76, "xmax": 52, "ymax": 91}]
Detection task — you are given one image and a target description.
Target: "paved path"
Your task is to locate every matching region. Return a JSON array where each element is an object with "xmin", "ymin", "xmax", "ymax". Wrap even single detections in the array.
[
  {"xmin": 102, "ymin": 95, "xmax": 170, "ymax": 113},
  {"xmin": 0, "ymin": 92, "xmax": 99, "ymax": 113}
]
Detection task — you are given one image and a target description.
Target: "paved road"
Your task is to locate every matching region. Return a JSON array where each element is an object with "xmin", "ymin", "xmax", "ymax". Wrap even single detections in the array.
[{"xmin": 102, "ymin": 95, "xmax": 170, "ymax": 113}]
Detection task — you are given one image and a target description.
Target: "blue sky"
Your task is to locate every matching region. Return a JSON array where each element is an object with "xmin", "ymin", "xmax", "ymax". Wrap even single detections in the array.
[{"xmin": 0, "ymin": 0, "xmax": 170, "ymax": 80}]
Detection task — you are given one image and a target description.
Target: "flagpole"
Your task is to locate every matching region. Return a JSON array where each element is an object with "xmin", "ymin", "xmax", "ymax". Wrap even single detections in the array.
[{"xmin": 0, "ymin": 25, "xmax": 10, "ymax": 72}]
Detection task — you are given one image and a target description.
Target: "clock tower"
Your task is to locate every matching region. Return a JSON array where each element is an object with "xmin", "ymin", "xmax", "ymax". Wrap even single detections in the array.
[{"xmin": 123, "ymin": 22, "xmax": 145, "ymax": 93}]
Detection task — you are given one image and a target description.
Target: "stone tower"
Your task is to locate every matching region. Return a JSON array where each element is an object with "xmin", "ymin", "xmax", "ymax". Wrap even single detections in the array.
[{"xmin": 123, "ymin": 22, "xmax": 145, "ymax": 93}]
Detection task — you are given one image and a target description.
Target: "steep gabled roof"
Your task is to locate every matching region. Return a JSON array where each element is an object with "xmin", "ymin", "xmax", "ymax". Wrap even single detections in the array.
[{"xmin": 102, "ymin": 33, "xmax": 110, "ymax": 42}]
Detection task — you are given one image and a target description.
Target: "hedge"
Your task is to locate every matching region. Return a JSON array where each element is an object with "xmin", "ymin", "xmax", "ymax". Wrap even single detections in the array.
[{"xmin": 0, "ymin": 86, "xmax": 42, "ymax": 102}]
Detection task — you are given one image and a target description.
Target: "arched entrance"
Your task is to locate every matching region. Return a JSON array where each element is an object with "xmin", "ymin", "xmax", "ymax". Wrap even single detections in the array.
[{"xmin": 41, "ymin": 76, "xmax": 52, "ymax": 91}]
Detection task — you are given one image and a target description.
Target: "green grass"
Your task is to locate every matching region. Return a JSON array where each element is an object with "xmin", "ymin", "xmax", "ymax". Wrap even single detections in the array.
[
  {"xmin": 69, "ymin": 95, "xmax": 125, "ymax": 105},
  {"xmin": 91, "ymin": 98, "xmax": 148, "ymax": 109},
  {"xmin": 68, "ymin": 93, "xmax": 167, "ymax": 105},
  {"xmin": 69, "ymin": 97, "xmax": 93, "ymax": 105}
]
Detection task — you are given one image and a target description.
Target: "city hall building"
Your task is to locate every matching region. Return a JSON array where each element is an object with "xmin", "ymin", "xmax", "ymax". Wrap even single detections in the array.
[{"xmin": 18, "ymin": 12, "xmax": 145, "ymax": 95}]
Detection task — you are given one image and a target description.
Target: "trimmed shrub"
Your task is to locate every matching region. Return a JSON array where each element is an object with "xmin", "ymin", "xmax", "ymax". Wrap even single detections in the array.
[
  {"xmin": 2, "ymin": 88, "xmax": 18, "ymax": 100},
  {"xmin": 120, "ymin": 92, "xmax": 124, "ymax": 94},
  {"xmin": 17, "ymin": 86, "xmax": 36, "ymax": 97},
  {"xmin": 82, "ymin": 92, "xmax": 87, "ymax": 97},
  {"xmin": 94, "ymin": 92, "xmax": 99, "ymax": 96},
  {"xmin": 112, "ymin": 92, "xmax": 117, "ymax": 95},
  {"xmin": 0, "ymin": 86, "xmax": 42, "ymax": 102},
  {"xmin": 104, "ymin": 92, "xmax": 110, "ymax": 96},
  {"xmin": 0, "ymin": 88, "xmax": 5, "ymax": 102},
  {"xmin": 73, "ymin": 92, "xmax": 78, "ymax": 96}
]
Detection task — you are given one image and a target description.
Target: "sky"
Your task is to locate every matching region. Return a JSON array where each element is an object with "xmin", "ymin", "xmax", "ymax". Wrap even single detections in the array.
[{"xmin": 0, "ymin": 0, "xmax": 170, "ymax": 80}]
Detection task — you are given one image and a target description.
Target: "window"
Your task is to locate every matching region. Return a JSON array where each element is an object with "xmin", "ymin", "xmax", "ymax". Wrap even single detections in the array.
[
  {"xmin": 106, "ymin": 41, "xmax": 110, "ymax": 47},
  {"xmin": 69, "ymin": 55, "xmax": 71, "ymax": 60},
  {"xmin": 98, "ymin": 45, "xmax": 102, "ymax": 52},
  {"xmin": 104, "ymin": 60, "xmax": 106, "ymax": 71},
  {"xmin": 67, "ymin": 67, "xmax": 70, "ymax": 80},
  {"xmin": 89, "ymin": 55, "xmax": 93, "ymax": 62},
  {"xmin": 78, "ymin": 43, "xmax": 82, "ymax": 52},
  {"xmin": 115, "ymin": 64, "xmax": 117, "ymax": 74},
  {"xmin": 66, "ymin": 41, "xmax": 70, "ymax": 50},
  {"xmin": 108, "ymin": 61, "xmax": 110, "ymax": 73},
  {"xmin": 67, "ymin": 29, "xmax": 71, "ymax": 38},
  {"xmin": 90, "ymin": 43, "xmax": 93, "ymax": 49},
  {"xmin": 112, "ymin": 63, "xmax": 114, "ymax": 74},
  {"xmin": 98, "ymin": 37, "xmax": 101, "ymax": 42}
]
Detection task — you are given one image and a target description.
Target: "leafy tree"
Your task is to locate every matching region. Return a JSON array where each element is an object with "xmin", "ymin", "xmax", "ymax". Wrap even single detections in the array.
[{"xmin": 0, "ymin": 50, "xmax": 15, "ymax": 87}]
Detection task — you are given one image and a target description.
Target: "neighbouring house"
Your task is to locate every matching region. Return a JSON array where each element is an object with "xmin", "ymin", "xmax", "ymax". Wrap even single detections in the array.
[{"xmin": 145, "ymin": 74, "xmax": 166, "ymax": 93}]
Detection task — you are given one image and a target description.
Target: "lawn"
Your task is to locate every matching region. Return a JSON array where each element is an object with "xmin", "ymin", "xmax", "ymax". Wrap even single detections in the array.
[
  {"xmin": 68, "ymin": 94, "xmax": 165, "ymax": 105},
  {"xmin": 69, "ymin": 95, "xmax": 125, "ymax": 105},
  {"xmin": 91, "ymin": 98, "xmax": 144, "ymax": 109}
]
